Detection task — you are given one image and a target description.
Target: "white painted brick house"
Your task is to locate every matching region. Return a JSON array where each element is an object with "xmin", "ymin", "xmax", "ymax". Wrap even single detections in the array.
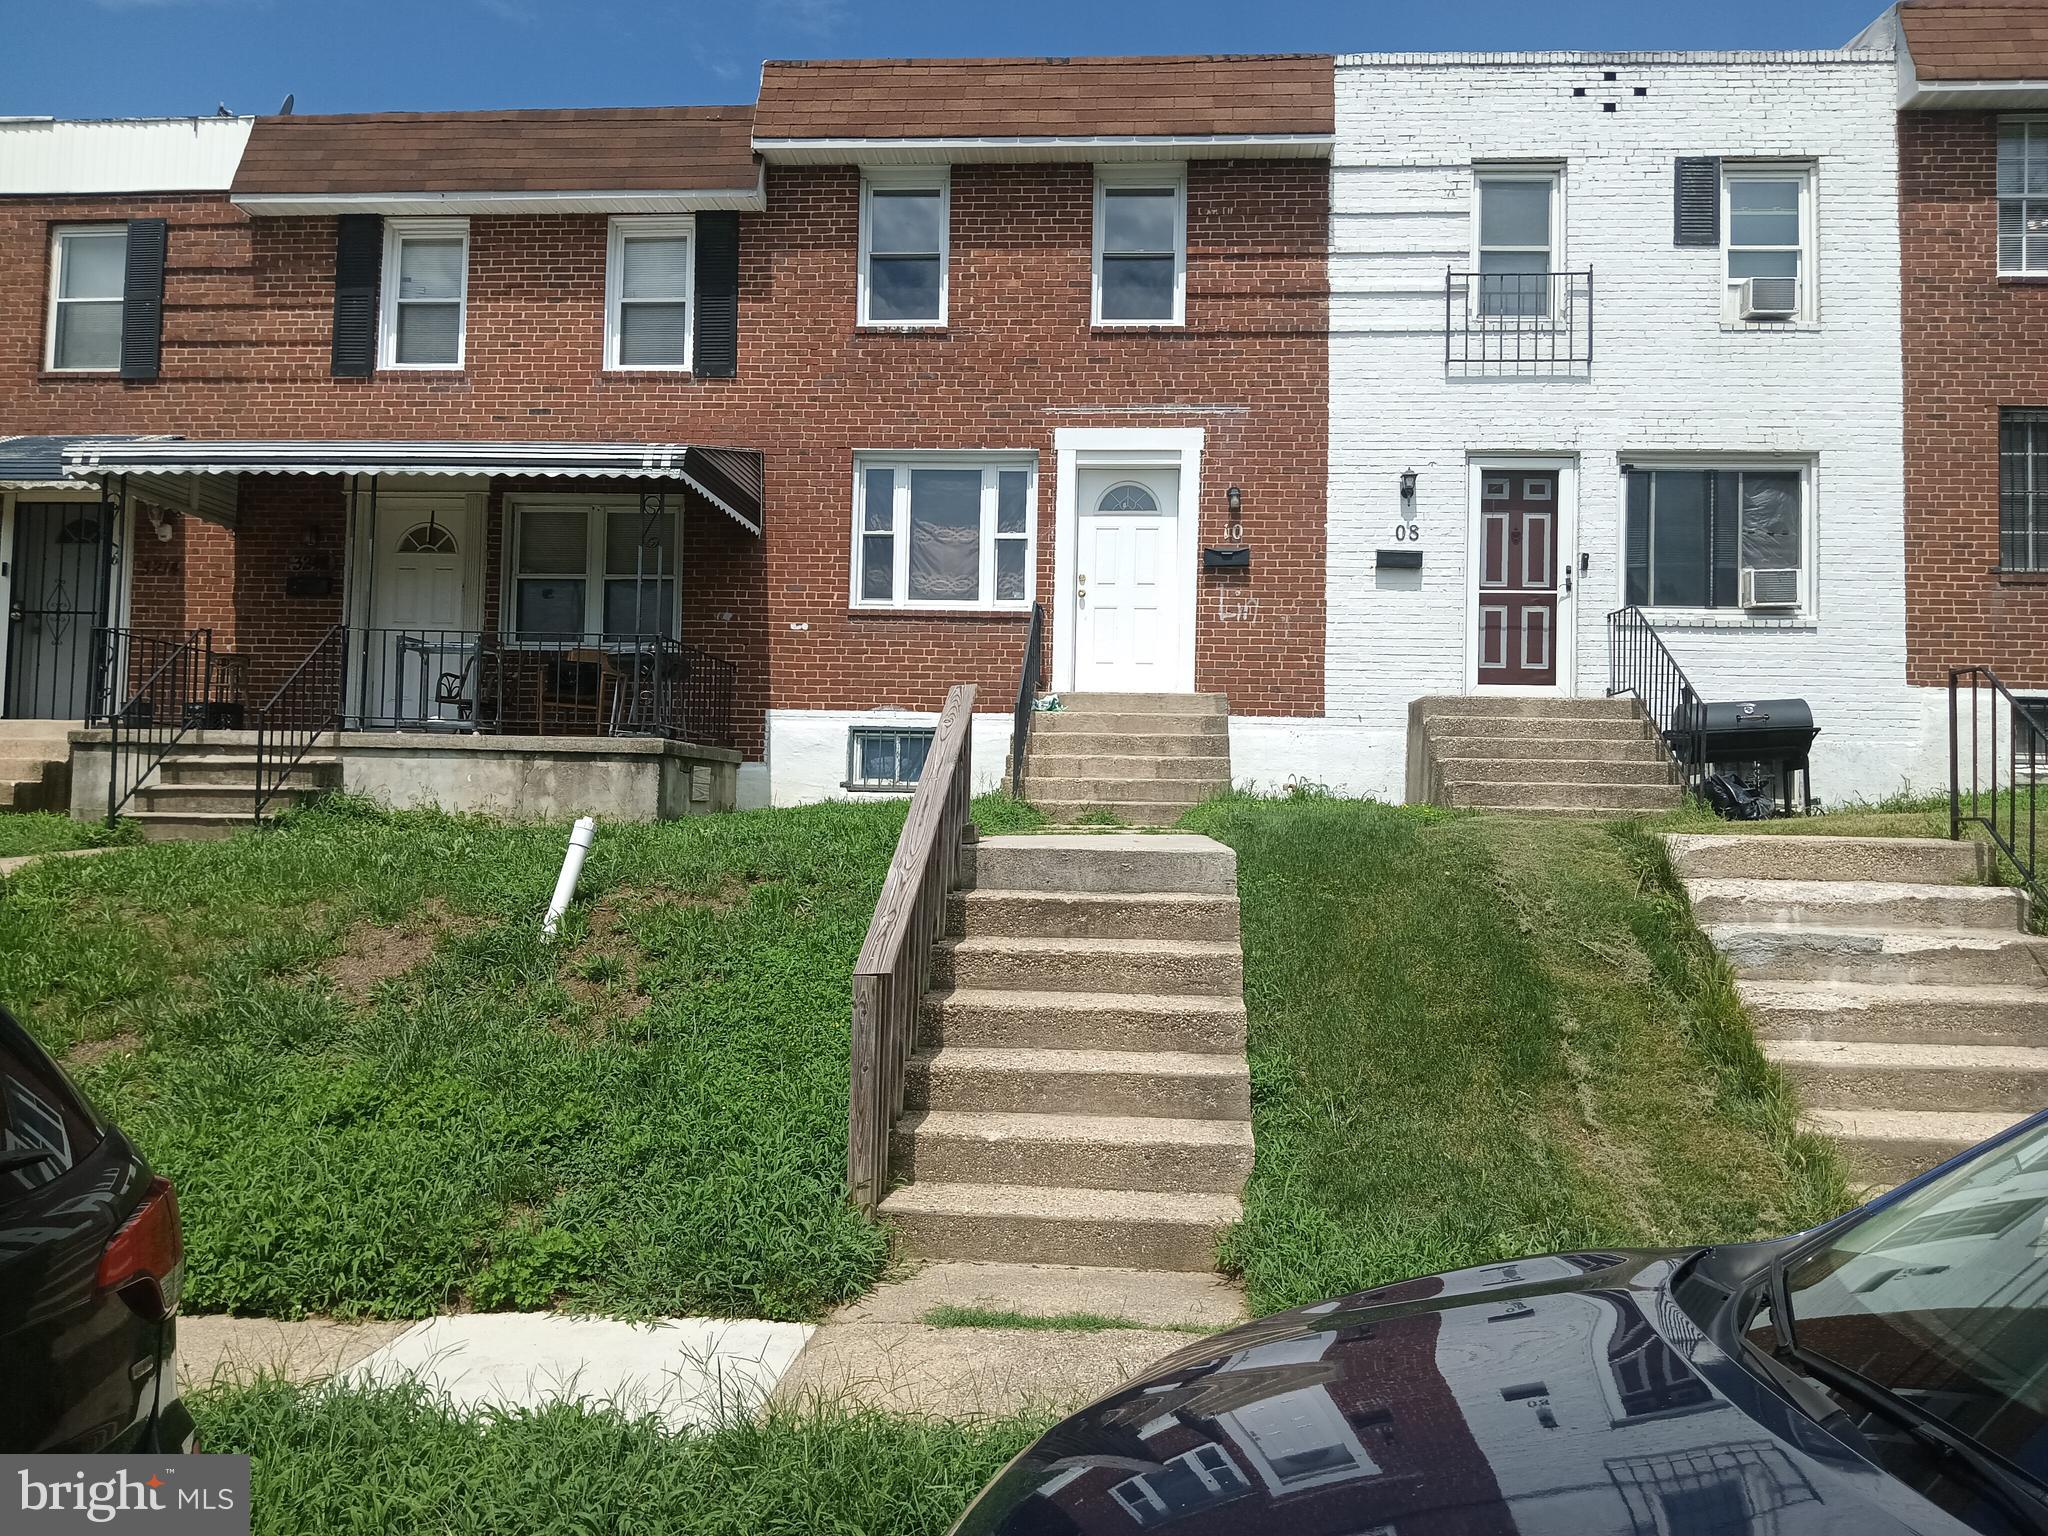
[{"xmin": 1303, "ymin": 48, "xmax": 1928, "ymax": 806}]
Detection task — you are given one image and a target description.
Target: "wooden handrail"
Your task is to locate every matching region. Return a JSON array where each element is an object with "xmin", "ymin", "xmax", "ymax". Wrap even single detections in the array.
[{"xmin": 848, "ymin": 682, "xmax": 976, "ymax": 1211}]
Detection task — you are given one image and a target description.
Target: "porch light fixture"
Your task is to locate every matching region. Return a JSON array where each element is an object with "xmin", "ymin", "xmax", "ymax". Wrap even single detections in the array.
[
  {"xmin": 1225, "ymin": 485, "xmax": 1243, "ymax": 540},
  {"xmin": 1399, "ymin": 469, "xmax": 1417, "ymax": 502}
]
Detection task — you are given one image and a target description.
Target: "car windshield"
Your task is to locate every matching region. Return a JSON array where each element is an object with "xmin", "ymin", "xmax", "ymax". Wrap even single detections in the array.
[{"xmin": 1783, "ymin": 1116, "xmax": 2048, "ymax": 1482}]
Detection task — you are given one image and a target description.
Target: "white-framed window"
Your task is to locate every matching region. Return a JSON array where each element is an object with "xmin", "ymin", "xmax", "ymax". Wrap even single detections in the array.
[
  {"xmin": 1623, "ymin": 463, "xmax": 1810, "ymax": 613},
  {"xmin": 860, "ymin": 169, "xmax": 948, "ymax": 327},
  {"xmin": 45, "ymin": 224, "xmax": 128, "ymax": 372},
  {"xmin": 1473, "ymin": 166, "xmax": 1561, "ymax": 318},
  {"xmin": 1999, "ymin": 119, "xmax": 2048, "ymax": 274},
  {"xmin": 508, "ymin": 497, "xmax": 680, "ymax": 640},
  {"xmin": 851, "ymin": 456, "xmax": 1035, "ymax": 611},
  {"xmin": 1093, "ymin": 164, "xmax": 1186, "ymax": 326},
  {"xmin": 845, "ymin": 726, "xmax": 933, "ymax": 792},
  {"xmin": 379, "ymin": 217, "xmax": 468, "ymax": 369},
  {"xmin": 604, "ymin": 216, "xmax": 693, "ymax": 371},
  {"xmin": 1722, "ymin": 165, "xmax": 1815, "ymax": 321}
]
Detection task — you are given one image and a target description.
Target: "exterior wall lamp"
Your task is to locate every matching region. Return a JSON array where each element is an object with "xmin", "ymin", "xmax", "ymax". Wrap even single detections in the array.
[
  {"xmin": 1400, "ymin": 469, "xmax": 1417, "ymax": 503},
  {"xmin": 1226, "ymin": 485, "xmax": 1242, "ymax": 539},
  {"xmin": 1204, "ymin": 485, "xmax": 1251, "ymax": 571}
]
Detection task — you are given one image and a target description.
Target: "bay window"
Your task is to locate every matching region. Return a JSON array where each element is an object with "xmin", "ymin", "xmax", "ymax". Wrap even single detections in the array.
[
  {"xmin": 1624, "ymin": 465, "xmax": 1806, "ymax": 612},
  {"xmin": 853, "ymin": 458, "xmax": 1034, "ymax": 610}
]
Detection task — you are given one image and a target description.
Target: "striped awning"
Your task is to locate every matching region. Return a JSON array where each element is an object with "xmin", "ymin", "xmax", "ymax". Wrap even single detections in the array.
[{"xmin": 60, "ymin": 438, "xmax": 764, "ymax": 534}]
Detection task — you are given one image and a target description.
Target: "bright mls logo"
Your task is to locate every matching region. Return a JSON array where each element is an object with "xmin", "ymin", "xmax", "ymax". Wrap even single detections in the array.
[{"xmin": 5, "ymin": 1458, "xmax": 250, "ymax": 1535}]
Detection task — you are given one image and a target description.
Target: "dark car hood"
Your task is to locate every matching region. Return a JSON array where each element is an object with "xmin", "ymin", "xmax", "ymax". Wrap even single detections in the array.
[{"xmin": 953, "ymin": 1249, "xmax": 1971, "ymax": 1536}]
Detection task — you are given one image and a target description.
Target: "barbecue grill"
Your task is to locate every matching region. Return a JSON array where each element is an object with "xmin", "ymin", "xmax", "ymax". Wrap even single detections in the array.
[{"xmin": 1697, "ymin": 698, "xmax": 1818, "ymax": 816}]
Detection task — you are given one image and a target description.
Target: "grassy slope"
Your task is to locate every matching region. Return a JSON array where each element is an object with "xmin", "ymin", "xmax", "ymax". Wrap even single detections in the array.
[
  {"xmin": 0, "ymin": 812, "xmax": 136, "ymax": 860},
  {"xmin": 0, "ymin": 794, "xmax": 1037, "ymax": 1322},
  {"xmin": 196, "ymin": 1381, "xmax": 1039, "ymax": 1536},
  {"xmin": 1181, "ymin": 795, "xmax": 1851, "ymax": 1315}
]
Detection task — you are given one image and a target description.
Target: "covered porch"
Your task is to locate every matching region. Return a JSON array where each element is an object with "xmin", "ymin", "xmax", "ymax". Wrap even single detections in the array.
[{"xmin": 49, "ymin": 438, "xmax": 765, "ymax": 824}]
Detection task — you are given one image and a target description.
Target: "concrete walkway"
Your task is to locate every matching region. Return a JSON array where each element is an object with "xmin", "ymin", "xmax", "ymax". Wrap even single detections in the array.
[
  {"xmin": 0, "ymin": 844, "xmax": 126, "ymax": 878},
  {"xmin": 171, "ymin": 1262, "xmax": 1246, "ymax": 1423}
]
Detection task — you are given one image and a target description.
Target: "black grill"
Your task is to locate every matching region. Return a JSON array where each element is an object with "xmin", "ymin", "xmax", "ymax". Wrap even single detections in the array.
[{"xmin": 1698, "ymin": 698, "xmax": 1819, "ymax": 816}]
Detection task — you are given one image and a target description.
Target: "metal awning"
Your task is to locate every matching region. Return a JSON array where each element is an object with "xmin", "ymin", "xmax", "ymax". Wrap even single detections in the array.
[
  {"xmin": 0, "ymin": 433, "xmax": 181, "ymax": 491},
  {"xmin": 59, "ymin": 438, "xmax": 764, "ymax": 535}
]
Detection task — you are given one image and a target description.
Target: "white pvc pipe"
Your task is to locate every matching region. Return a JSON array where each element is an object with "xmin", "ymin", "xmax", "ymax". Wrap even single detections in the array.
[{"xmin": 543, "ymin": 816, "xmax": 597, "ymax": 939}]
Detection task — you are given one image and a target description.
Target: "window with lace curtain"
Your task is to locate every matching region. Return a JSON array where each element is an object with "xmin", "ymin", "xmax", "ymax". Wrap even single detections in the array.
[{"xmin": 851, "ymin": 457, "xmax": 1035, "ymax": 611}]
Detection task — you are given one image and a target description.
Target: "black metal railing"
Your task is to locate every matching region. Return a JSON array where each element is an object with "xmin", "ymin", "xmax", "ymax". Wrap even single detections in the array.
[
  {"xmin": 1008, "ymin": 601, "xmax": 1045, "ymax": 798},
  {"xmin": 253, "ymin": 623, "xmax": 347, "ymax": 820},
  {"xmin": 1607, "ymin": 606, "xmax": 1706, "ymax": 795},
  {"xmin": 90, "ymin": 628, "xmax": 240, "ymax": 820},
  {"xmin": 1950, "ymin": 666, "xmax": 2044, "ymax": 911},
  {"xmin": 346, "ymin": 628, "xmax": 736, "ymax": 747},
  {"xmin": 1446, "ymin": 268, "xmax": 1593, "ymax": 375}
]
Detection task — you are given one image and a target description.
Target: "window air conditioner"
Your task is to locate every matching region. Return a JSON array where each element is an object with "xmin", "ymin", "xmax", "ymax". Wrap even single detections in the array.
[
  {"xmin": 1740, "ymin": 566, "xmax": 1800, "ymax": 609},
  {"xmin": 1740, "ymin": 276, "xmax": 1799, "ymax": 320}
]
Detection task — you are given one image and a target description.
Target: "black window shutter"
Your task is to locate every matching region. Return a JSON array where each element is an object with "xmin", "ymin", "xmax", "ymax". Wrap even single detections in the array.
[
  {"xmin": 331, "ymin": 214, "xmax": 383, "ymax": 378},
  {"xmin": 694, "ymin": 212, "xmax": 740, "ymax": 378},
  {"xmin": 118, "ymin": 218, "xmax": 167, "ymax": 381},
  {"xmin": 1674, "ymin": 157, "xmax": 1721, "ymax": 247}
]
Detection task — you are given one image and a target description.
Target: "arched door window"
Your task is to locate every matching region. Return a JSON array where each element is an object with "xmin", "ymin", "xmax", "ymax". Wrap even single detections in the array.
[
  {"xmin": 1095, "ymin": 481, "xmax": 1159, "ymax": 513},
  {"xmin": 396, "ymin": 523, "xmax": 459, "ymax": 555}
]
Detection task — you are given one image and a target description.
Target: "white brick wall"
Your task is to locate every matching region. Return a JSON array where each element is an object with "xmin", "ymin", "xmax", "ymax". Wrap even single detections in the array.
[{"xmin": 1321, "ymin": 50, "xmax": 1928, "ymax": 806}]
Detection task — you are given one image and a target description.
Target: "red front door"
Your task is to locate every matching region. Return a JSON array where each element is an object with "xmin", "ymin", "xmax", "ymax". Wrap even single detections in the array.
[{"xmin": 1477, "ymin": 470, "xmax": 1559, "ymax": 688}]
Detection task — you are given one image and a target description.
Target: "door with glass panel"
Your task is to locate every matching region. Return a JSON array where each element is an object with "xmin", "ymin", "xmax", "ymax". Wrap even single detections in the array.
[
  {"xmin": 1476, "ymin": 471, "xmax": 1559, "ymax": 689},
  {"xmin": 1074, "ymin": 467, "xmax": 1183, "ymax": 693}
]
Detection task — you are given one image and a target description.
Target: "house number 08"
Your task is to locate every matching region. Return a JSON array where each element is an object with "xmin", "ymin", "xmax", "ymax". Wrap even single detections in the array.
[{"xmin": 1391, "ymin": 522, "xmax": 1421, "ymax": 542}]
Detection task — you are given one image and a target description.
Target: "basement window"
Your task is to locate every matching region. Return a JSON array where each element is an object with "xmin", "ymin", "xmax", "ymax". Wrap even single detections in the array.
[{"xmin": 845, "ymin": 727, "xmax": 933, "ymax": 792}]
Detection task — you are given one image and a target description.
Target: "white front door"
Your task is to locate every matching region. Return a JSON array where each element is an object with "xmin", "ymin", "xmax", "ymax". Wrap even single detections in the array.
[
  {"xmin": 367, "ymin": 500, "xmax": 474, "ymax": 724},
  {"xmin": 1074, "ymin": 466, "xmax": 1182, "ymax": 692}
]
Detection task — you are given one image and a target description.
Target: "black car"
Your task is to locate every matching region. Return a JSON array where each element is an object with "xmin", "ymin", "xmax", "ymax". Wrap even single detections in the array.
[
  {"xmin": 955, "ymin": 1110, "xmax": 2048, "ymax": 1536},
  {"xmin": 0, "ymin": 1006, "xmax": 192, "ymax": 1452}
]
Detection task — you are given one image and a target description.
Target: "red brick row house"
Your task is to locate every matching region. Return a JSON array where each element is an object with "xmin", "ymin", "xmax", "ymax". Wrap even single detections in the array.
[
  {"xmin": 0, "ymin": 56, "xmax": 1331, "ymax": 820},
  {"xmin": 1857, "ymin": 0, "xmax": 2048, "ymax": 730}
]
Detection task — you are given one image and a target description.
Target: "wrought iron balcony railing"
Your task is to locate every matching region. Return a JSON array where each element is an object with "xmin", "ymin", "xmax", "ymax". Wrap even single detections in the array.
[{"xmin": 1445, "ymin": 269, "xmax": 1593, "ymax": 376}]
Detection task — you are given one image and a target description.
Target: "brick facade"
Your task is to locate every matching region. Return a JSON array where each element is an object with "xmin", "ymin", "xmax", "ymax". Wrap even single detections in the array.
[
  {"xmin": 0, "ymin": 159, "xmax": 1329, "ymax": 767},
  {"xmin": 1899, "ymin": 110, "xmax": 2048, "ymax": 689}
]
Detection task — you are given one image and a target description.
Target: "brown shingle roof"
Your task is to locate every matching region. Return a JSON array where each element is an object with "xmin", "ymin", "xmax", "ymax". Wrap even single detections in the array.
[
  {"xmin": 230, "ymin": 106, "xmax": 757, "ymax": 196},
  {"xmin": 1901, "ymin": 0, "xmax": 2048, "ymax": 81},
  {"xmin": 753, "ymin": 54, "xmax": 1333, "ymax": 141}
]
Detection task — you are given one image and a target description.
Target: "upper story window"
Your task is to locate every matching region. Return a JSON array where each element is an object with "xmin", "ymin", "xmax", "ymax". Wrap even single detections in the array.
[
  {"xmin": 1723, "ymin": 166, "xmax": 1813, "ymax": 322},
  {"xmin": 1999, "ymin": 120, "xmax": 2048, "ymax": 275},
  {"xmin": 605, "ymin": 216, "xmax": 693, "ymax": 370},
  {"xmin": 853, "ymin": 456, "xmax": 1035, "ymax": 612},
  {"xmin": 1624, "ymin": 465, "xmax": 1808, "ymax": 613},
  {"xmin": 2000, "ymin": 408, "xmax": 2048, "ymax": 573},
  {"xmin": 860, "ymin": 170, "xmax": 948, "ymax": 326},
  {"xmin": 1474, "ymin": 168, "xmax": 1560, "ymax": 317},
  {"xmin": 1093, "ymin": 165, "xmax": 1185, "ymax": 326},
  {"xmin": 380, "ymin": 218, "xmax": 468, "ymax": 370},
  {"xmin": 46, "ymin": 225, "xmax": 127, "ymax": 372}
]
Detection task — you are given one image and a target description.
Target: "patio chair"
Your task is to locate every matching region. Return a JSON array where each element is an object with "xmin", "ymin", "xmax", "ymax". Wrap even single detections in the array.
[{"xmin": 533, "ymin": 647, "xmax": 623, "ymax": 736}]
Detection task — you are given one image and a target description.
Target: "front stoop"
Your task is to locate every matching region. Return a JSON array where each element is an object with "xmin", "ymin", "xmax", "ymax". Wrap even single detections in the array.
[
  {"xmin": 0, "ymin": 720, "xmax": 77, "ymax": 816},
  {"xmin": 1408, "ymin": 695, "xmax": 1684, "ymax": 818},
  {"xmin": 1010, "ymin": 694, "xmax": 1231, "ymax": 825},
  {"xmin": 1670, "ymin": 832, "xmax": 2045, "ymax": 1190},
  {"xmin": 127, "ymin": 747, "xmax": 342, "ymax": 840},
  {"xmin": 880, "ymin": 832, "xmax": 1251, "ymax": 1273}
]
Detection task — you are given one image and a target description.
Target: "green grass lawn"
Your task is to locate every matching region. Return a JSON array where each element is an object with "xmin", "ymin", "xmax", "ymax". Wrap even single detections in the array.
[
  {"xmin": 1180, "ymin": 794, "xmax": 1853, "ymax": 1316},
  {"xmin": 0, "ymin": 793, "xmax": 1037, "ymax": 1322},
  {"xmin": 195, "ymin": 1380, "xmax": 1038, "ymax": 1536},
  {"xmin": 0, "ymin": 811, "xmax": 137, "ymax": 860}
]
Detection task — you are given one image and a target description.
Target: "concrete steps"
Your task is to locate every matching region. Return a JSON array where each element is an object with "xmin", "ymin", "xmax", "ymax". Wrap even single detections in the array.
[
  {"xmin": 1011, "ymin": 694, "xmax": 1230, "ymax": 825},
  {"xmin": 1679, "ymin": 833, "xmax": 2045, "ymax": 1188},
  {"xmin": 888, "ymin": 830, "xmax": 1250, "ymax": 1274},
  {"xmin": 906, "ymin": 1046, "xmax": 1250, "ymax": 1120},
  {"xmin": 0, "ymin": 723, "xmax": 75, "ymax": 816},
  {"xmin": 1409, "ymin": 695, "xmax": 1684, "ymax": 817},
  {"xmin": 123, "ymin": 748, "xmax": 341, "ymax": 840}
]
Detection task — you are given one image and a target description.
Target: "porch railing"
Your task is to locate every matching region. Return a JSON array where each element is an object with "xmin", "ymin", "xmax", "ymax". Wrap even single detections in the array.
[
  {"xmin": 1950, "ymin": 666, "xmax": 2044, "ymax": 911},
  {"xmin": 253, "ymin": 623, "xmax": 347, "ymax": 820},
  {"xmin": 848, "ymin": 682, "xmax": 976, "ymax": 1212},
  {"xmin": 90, "ymin": 628, "xmax": 241, "ymax": 821},
  {"xmin": 1606, "ymin": 605, "xmax": 1706, "ymax": 795},
  {"xmin": 1446, "ymin": 268, "xmax": 1594, "ymax": 376},
  {"xmin": 347, "ymin": 628, "xmax": 736, "ymax": 747},
  {"xmin": 1008, "ymin": 601, "xmax": 1045, "ymax": 798}
]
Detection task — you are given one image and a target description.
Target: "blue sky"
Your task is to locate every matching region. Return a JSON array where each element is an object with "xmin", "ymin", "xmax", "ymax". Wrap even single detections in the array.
[{"xmin": 13, "ymin": 0, "xmax": 1888, "ymax": 119}]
